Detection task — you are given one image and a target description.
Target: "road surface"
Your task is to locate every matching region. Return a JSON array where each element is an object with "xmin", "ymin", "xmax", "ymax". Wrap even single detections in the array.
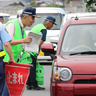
[{"xmin": 22, "ymin": 65, "xmax": 52, "ymax": 96}]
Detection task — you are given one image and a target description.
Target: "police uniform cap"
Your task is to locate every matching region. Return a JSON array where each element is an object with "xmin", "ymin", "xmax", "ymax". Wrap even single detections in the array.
[
  {"xmin": 0, "ymin": 16, "xmax": 3, "ymax": 20},
  {"xmin": 45, "ymin": 16, "xmax": 57, "ymax": 25},
  {"xmin": 22, "ymin": 7, "xmax": 40, "ymax": 17}
]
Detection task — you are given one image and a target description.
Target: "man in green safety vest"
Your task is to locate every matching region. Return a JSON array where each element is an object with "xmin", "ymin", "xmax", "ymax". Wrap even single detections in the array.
[{"xmin": 26, "ymin": 16, "xmax": 57, "ymax": 90}]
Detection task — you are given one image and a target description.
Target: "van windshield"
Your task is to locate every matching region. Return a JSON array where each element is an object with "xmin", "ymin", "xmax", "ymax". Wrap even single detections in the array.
[
  {"xmin": 3, "ymin": 16, "xmax": 10, "ymax": 24},
  {"xmin": 26, "ymin": 13, "xmax": 62, "ymax": 30}
]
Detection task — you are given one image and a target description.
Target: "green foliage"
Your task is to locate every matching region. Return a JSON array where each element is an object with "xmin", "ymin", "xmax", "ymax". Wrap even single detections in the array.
[
  {"xmin": 30, "ymin": 1, "xmax": 38, "ymax": 7},
  {"xmin": 47, "ymin": 3, "xmax": 64, "ymax": 8},
  {"xmin": 67, "ymin": 0, "xmax": 96, "ymax": 12},
  {"xmin": 86, "ymin": 0, "xmax": 96, "ymax": 12},
  {"xmin": 66, "ymin": 0, "xmax": 71, "ymax": 4}
]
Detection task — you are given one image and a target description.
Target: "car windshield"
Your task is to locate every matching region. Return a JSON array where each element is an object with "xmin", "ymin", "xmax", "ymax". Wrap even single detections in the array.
[
  {"xmin": 3, "ymin": 16, "xmax": 10, "ymax": 24},
  {"xmin": 26, "ymin": 13, "xmax": 62, "ymax": 30},
  {"xmin": 60, "ymin": 24, "xmax": 96, "ymax": 55}
]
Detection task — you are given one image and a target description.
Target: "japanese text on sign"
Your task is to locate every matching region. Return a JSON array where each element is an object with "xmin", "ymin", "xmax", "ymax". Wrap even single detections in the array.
[{"xmin": 7, "ymin": 71, "xmax": 24, "ymax": 84}]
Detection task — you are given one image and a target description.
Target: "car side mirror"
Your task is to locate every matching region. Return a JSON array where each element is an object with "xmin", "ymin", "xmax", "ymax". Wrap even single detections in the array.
[{"xmin": 41, "ymin": 43, "xmax": 54, "ymax": 54}]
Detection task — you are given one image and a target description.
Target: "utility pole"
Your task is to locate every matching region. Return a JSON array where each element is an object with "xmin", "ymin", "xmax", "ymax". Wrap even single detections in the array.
[
  {"xmin": 65, "ymin": 0, "xmax": 67, "ymax": 8},
  {"xmin": 58, "ymin": 0, "xmax": 60, "ymax": 7},
  {"xmin": 53, "ymin": 0, "xmax": 54, "ymax": 7}
]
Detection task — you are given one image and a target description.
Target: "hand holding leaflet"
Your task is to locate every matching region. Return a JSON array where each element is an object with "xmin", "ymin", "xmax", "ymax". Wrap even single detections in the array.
[{"xmin": 24, "ymin": 32, "xmax": 42, "ymax": 53}]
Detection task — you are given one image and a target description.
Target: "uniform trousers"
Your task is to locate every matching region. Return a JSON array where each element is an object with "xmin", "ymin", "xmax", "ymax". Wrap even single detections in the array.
[
  {"xmin": 27, "ymin": 54, "xmax": 38, "ymax": 87},
  {"xmin": 2, "ymin": 82, "xmax": 9, "ymax": 96},
  {"xmin": 0, "ymin": 59, "xmax": 5, "ymax": 96}
]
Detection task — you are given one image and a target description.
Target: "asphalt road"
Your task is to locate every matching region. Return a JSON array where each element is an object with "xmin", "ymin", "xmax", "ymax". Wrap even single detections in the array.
[{"xmin": 22, "ymin": 65, "xmax": 52, "ymax": 96}]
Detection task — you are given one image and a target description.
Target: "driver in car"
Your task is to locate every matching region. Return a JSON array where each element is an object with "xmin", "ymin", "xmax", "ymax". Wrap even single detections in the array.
[{"xmin": 71, "ymin": 31, "xmax": 93, "ymax": 51}]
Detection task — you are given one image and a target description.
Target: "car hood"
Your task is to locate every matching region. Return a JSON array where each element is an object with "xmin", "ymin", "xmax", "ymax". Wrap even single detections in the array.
[{"xmin": 55, "ymin": 55, "xmax": 96, "ymax": 74}]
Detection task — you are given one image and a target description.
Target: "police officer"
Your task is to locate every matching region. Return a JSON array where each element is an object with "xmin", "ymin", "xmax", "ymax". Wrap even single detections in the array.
[
  {"xmin": 0, "ymin": 22, "xmax": 14, "ymax": 96},
  {"xmin": 0, "ymin": 16, "xmax": 4, "ymax": 24}
]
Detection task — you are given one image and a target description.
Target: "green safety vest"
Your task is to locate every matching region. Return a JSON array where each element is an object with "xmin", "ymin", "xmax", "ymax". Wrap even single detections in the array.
[
  {"xmin": 31, "ymin": 23, "xmax": 47, "ymax": 35},
  {"xmin": 3, "ymin": 19, "xmax": 26, "ymax": 62},
  {"xmin": 31, "ymin": 23, "xmax": 47, "ymax": 44}
]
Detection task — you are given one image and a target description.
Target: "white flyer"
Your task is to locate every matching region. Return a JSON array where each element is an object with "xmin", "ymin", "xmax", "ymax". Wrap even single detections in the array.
[{"xmin": 24, "ymin": 32, "xmax": 42, "ymax": 53}]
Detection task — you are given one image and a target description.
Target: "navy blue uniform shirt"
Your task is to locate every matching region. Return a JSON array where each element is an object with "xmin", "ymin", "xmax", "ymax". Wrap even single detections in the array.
[{"xmin": 40, "ymin": 29, "xmax": 47, "ymax": 41}]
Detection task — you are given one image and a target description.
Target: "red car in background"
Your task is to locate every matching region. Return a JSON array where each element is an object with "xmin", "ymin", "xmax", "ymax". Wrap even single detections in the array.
[{"xmin": 41, "ymin": 16, "xmax": 96, "ymax": 96}]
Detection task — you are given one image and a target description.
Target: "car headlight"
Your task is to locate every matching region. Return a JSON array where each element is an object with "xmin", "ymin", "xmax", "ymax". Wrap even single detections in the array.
[{"xmin": 53, "ymin": 67, "xmax": 72, "ymax": 82}]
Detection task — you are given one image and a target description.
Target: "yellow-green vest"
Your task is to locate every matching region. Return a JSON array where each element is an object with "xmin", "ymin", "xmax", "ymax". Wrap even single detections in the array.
[
  {"xmin": 4, "ymin": 19, "xmax": 26, "ymax": 62},
  {"xmin": 31, "ymin": 23, "xmax": 47, "ymax": 34},
  {"xmin": 31, "ymin": 23, "xmax": 47, "ymax": 43}
]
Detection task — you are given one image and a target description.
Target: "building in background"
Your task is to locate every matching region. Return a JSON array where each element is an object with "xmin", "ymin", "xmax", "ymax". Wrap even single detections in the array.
[{"xmin": 0, "ymin": 0, "xmax": 86, "ymax": 15}]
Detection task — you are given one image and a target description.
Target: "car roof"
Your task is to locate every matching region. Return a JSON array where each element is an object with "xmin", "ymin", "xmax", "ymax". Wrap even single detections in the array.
[
  {"xmin": 61, "ymin": 12, "xmax": 96, "ymax": 26},
  {"xmin": 65, "ymin": 12, "xmax": 96, "ymax": 18},
  {"xmin": 0, "ymin": 13, "xmax": 10, "ymax": 16},
  {"xmin": 17, "ymin": 7, "xmax": 66, "ymax": 15},
  {"xmin": 60, "ymin": 16, "xmax": 96, "ymax": 37},
  {"xmin": 9, "ymin": 15, "xmax": 16, "ymax": 18},
  {"xmin": 36, "ymin": 7, "xmax": 66, "ymax": 14},
  {"xmin": 70, "ymin": 16, "xmax": 96, "ymax": 24}
]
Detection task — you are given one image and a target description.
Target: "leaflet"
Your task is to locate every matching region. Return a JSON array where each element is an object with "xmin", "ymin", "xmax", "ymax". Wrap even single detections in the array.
[{"xmin": 24, "ymin": 32, "xmax": 42, "ymax": 53}]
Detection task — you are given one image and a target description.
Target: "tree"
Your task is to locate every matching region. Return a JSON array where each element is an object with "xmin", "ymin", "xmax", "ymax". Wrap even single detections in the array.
[
  {"xmin": 85, "ymin": 0, "xmax": 96, "ymax": 12},
  {"xmin": 30, "ymin": 1, "xmax": 38, "ymax": 7},
  {"xmin": 66, "ymin": 0, "xmax": 71, "ymax": 4},
  {"xmin": 47, "ymin": 3, "xmax": 64, "ymax": 8},
  {"xmin": 67, "ymin": 0, "xmax": 96, "ymax": 12}
]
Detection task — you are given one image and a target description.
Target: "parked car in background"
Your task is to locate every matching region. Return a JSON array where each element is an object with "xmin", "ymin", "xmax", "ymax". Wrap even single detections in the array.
[
  {"xmin": 9, "ymin": 15, "xmax": 16, "ymax": 21},
  {"xmin": 25, "ymin": 7, "xmax": 66, "ymax": 44},
  {"xmin": 16, "ymin": 7, "xmax": 66, "ymax": 44},
  {"xmin": 17, "ymin": 7, "xmax": 66, "ymax": 41},
  {"xmin": 0, "ymin": 13, "xmax": 10, "ymax": 24},
  {"xmin": 41, "ymin": 16, "xmax": 96, "ymax": 96}
]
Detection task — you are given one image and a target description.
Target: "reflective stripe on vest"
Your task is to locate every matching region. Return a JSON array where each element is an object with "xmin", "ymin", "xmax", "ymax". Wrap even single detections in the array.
[{"xmin": 0, "ymin": 51, "xmax": 5, "ymax": 57}]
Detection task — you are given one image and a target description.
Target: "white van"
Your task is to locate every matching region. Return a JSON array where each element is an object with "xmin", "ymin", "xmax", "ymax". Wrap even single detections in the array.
[
  {"xmin": 9, "ymin": 15, "xmax": 17, "ymax": 21},
  {"xmin": 0, "ymin": 13, "xmax": 10, "ymax": 24},
  {"xmin": 17, "ymin": 7, "xmax": 66, "ymax": 44},
  {"xmin": 25, "ymin": 7, "xmax": 66, "ymax": 43}
]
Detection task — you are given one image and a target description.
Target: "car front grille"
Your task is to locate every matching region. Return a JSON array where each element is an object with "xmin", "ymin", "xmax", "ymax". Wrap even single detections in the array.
[{"xmin": 74, "ymin": 80, "xmax": 96, "ymax": 84}]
